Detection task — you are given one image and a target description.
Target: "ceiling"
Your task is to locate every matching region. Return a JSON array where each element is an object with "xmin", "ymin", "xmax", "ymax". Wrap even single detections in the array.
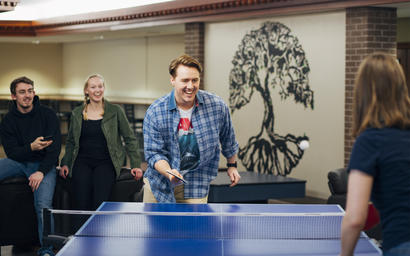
[
  {"xmin": 0, "ymin": 0, "xmax": 409, "ymax": 44},
  {"xmin": 0, "ymin": 23, "xmax": 185, "ymax": 43},
  {"xmin": 2, "ymin": 0, "xmax": 408, "ymax": 20},
  {"xmin": 0, "ymin": 0, "xmax": 184, "ymax": 43},
  {"xmin": 0, "ymin": 0, "xmax": 174, "ymax": 20}
]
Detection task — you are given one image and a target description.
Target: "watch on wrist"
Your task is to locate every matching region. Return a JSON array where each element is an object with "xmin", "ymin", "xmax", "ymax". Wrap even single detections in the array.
[{"xmin": 227, "ymin": 162, "xmax": 237, "ymax": 168}]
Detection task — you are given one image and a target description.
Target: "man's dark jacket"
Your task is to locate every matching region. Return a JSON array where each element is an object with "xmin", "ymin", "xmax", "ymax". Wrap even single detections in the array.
[{"xmin": 0, "ymin": 95, "xmax": 61, "ymax": 174}]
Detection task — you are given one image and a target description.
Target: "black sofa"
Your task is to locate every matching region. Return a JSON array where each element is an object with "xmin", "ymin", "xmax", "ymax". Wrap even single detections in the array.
[
  {"xmin": 0, "ymin": 176, "xmax": 39, "ymax": 249},
  {"xmin": 0, "ymin": 167, "xmax": 144, "ymax": 252}
]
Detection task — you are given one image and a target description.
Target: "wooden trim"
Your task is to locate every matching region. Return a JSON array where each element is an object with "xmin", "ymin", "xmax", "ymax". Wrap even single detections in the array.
[
  {"xmin": 0, "ymin": 21, "xmax": 35, "ymax": 36},
  {"xmin": 398, "ymin": 42, "xmax": 410, "ymax": 49},
  {"xmin": 0, "ymin": 0, "xmax": 408, "ymax": 36}
]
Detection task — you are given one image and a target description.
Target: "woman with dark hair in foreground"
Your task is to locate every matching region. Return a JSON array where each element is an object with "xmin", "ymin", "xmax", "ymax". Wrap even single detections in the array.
[{"xmin": 341, "ymin": 53, "xmax": 410, "ymax": 256}]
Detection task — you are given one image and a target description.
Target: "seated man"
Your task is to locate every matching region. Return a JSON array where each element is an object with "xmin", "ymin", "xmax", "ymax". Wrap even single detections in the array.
[{"xmin": 0, "ymin": 76, "xmax": 61, "ymax": 254}]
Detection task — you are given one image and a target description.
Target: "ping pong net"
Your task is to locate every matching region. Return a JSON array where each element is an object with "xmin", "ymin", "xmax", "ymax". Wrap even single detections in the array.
[{"xmin": 44, "ymin": 208, "xmax": 356, "ymax": 241}]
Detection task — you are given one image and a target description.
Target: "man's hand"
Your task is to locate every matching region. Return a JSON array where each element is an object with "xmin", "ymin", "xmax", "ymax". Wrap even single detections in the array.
[
  {"xmin": 227, "ymin": 167, "xmax": 241, "ymax": 187},
  {"xmin": 130, "ymin": 168, "xmax": 143, "ymax": 181},
  {"xmin": 30, "ymin": 136, "xmax": 53, "ymax": 151},
  {"xmin": 28, "ymin": 171, "xmax": 44, "ymax": 191},
  {"xmin": 167, "ymin": 169, "xmax": 184, "ymax": 186},
  {"xmin": 59, "ymin": 165, "xmax": 69, "ymax": 179}
]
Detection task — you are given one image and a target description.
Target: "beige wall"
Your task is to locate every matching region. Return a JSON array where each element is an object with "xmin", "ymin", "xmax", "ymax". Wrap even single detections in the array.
[
  {"xmin": 62, "ymin": 38, "xmax": 147, "ymax": 102},
  {"xmin": 398, "ymin": 18, "xmax": 410, "ymax": 42},
  {"xmin": 204, "ymin": 11, "xmax": 346, "ymax": 199},
  {"xmin": 0, "ymin": 34, "xmax": 184, "ymax": 103},
  {"xmin": 0, "ymin": 43, "xmax": 62, "ymax": 97},
  {"xmin": 146, "ymin": 36, "xmax": 186, "ymax": 98},
  {"xmin": 61, "ymin": 35, "xmax": 184, "ymax": 103}
]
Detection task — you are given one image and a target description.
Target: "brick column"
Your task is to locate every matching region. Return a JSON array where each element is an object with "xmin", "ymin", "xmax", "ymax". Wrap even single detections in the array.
[
  {"xmin": 345, "ymin": 7, "xmax": 397, "ymax": 166},
  {"xmin": 185, "ymin": 22, "xmax": 205, "ymax": 89}
]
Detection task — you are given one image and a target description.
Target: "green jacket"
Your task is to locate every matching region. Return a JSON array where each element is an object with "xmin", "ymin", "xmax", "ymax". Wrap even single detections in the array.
[{"xmin": 61, "ymin": 100, "xmax": 141, "ymax": 177}]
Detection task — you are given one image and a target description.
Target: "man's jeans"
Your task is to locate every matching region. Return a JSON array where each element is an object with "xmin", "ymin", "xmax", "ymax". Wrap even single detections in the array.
[
  {"xmin": 0, "ymin": 158, "xmax": 56, "ymax": 245},
  {"xmin": 385, "ymin": 241, "xmax": 410, "ymax": 256}
]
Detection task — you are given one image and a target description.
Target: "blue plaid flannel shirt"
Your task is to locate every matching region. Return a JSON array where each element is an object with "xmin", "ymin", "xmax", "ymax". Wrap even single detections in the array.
[{"xmin": 143, "ymin": 89, "xmax": 239, "ymax": 203}]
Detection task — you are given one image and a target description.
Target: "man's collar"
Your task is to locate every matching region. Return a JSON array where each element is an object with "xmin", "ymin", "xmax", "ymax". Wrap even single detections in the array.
[
  {"xmin": 168, "ymin": 89, "xmax": 203, "ymax": 110},
  {"xmin": 168, "ymin": 90, "xmax": 177, "ymax": 110}
]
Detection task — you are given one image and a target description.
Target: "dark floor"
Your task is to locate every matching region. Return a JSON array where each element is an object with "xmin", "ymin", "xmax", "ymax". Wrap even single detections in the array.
[
  {"xmin": 1, "ymin": 196, "xmax": 328, "ymax": 256},
  {"xmin": 1, "ymin": 245, "xmax": 37, "ymax": 256},
  {"xmin": 268, "ymin": 196, "xmax": 328, "ymax": 204}
]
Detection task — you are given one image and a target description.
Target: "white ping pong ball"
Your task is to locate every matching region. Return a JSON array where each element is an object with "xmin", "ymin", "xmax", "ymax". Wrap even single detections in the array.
[{"xmin": 299, "ymin": 140, "xmax": 309, "ymax": 150}]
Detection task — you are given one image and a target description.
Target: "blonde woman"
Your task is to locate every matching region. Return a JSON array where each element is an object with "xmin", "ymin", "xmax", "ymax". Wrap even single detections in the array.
[
  {"xmin": 60, "ymin": 74, "xmax": 143, "ymax": 211},
  {"xmin": 341, "ymin": 53, "xmax": 410, "ymax": 256}
]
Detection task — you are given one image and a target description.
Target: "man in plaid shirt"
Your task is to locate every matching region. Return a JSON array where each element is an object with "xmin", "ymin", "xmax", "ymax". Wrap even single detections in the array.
[{"xmin": 141, "ymin": 54, "xmax": 240, "ymax": 203}]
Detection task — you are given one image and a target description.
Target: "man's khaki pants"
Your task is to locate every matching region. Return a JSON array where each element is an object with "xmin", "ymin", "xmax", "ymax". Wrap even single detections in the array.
[{"xmin": 143, "ymin": 178, "xmax": 208, "ymax": 203}]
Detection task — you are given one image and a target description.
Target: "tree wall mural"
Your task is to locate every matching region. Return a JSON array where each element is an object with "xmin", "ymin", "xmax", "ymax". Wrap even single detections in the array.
[{"xmin": 229, "ymin": 21, "xmax": 314, "ymax": 176}]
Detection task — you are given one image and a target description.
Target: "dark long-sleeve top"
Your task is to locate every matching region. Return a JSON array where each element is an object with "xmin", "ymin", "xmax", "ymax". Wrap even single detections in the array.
[{"xmin": 0, "ymin": 95, "xmax": 61, "ymax": 175}]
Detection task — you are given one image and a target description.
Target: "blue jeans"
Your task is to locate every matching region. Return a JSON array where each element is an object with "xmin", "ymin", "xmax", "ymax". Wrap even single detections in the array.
[
  {"xmin": 385, "ymin": 241, "xmax": 410, "ymax": 256},
  {"xmin": 0, "ymin": 158, "xmax": 56, "ymax": 245}
]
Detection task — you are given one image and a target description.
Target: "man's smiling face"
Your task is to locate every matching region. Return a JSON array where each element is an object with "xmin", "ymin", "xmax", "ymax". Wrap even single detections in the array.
[
  {"xmin": 12, "ymin": 82, "xmax": 35, "ymax": 113},
  {"xmin": 171, "ymin": 64, "xmax": 200, "ymax": 110}
]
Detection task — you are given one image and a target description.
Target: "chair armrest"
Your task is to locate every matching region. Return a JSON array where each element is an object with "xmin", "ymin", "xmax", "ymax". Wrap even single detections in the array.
[
  {"xmin": 117, "ymin": 167, "xmax": 135, "ymax": 181},
  {"xmin": 0, "ymin": 176, "xmax": 28, "ymax": 185},
  {"xmin": 327, "ymin": 168, "xmax": 348, "ymax": 195},
  {"xmin": 110, "ymin": 167, "xmax": 144, "ymax": 202}
]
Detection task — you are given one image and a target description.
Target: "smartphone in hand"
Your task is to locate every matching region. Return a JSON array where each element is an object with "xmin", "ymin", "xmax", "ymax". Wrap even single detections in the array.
[{"xmin": 42, "ymin": 135, "xmax": 53, "ymax": 141}]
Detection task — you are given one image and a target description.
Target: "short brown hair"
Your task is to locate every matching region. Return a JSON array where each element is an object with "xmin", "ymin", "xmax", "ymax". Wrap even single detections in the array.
[
  {"xmin": 10, "ymin": 76, "xmax": 34, "ymax": 95},
  {"xmin": 169, "ymin": 54, "xmax": 202, "ymax": 78},
  {"xmin": 352, "ymin": 52, "xmax": 410, "ymax": 137}
]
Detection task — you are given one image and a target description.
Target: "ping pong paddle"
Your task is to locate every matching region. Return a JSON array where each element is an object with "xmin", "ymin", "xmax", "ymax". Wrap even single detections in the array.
[{"xmin": 166, "ymin": 170, "xmax": 188, "ymax": 184}]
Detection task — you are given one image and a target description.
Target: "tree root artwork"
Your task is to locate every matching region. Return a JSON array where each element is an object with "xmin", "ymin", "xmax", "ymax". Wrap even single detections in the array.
[{"xmin": 229, "ymin": 21, "xmax": 314, "ymax": 176}]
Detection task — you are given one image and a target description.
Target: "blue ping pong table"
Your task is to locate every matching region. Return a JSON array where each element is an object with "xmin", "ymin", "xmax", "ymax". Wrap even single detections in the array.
[{"xmin": 56, "ymin": 202, "xmax": 381, "ymax": 256}]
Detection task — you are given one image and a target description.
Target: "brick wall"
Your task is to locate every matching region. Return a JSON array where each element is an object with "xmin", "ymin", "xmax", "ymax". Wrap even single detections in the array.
[
  {"xmin": 185, "ymin": 22, "xmax": 205, "ymax": 89},
  {"xmin": 345, "ymin": 7, "xmax": 397, "ymax": 166}
]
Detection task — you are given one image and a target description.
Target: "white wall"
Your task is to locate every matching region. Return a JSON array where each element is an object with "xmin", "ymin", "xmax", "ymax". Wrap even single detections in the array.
[{"xmin": 204, "ymin": 11, "xmax": 346, "ymax": 199}]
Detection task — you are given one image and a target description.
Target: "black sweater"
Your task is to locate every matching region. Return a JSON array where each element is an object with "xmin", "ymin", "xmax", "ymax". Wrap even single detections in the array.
[{"xmin": 0, "ymin": 96, "xmax": 61, "ymax": 175}]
